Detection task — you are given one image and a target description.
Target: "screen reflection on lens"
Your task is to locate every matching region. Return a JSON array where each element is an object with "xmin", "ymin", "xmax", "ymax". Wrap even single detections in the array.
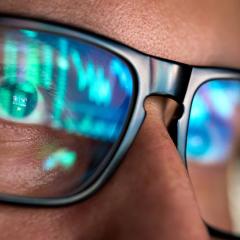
[
  {"xmin": 187, "ymin": 79, "xmax": 240, "ymax": 235},
  {"xmin": 0, "ymin": 27, "xmax": 135, "ymax": 198}
]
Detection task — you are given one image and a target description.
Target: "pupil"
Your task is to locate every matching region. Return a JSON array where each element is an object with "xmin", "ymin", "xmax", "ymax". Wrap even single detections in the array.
[{"xmin": 0, "ymin": 81, "xmax": 38, "ymax": 119}]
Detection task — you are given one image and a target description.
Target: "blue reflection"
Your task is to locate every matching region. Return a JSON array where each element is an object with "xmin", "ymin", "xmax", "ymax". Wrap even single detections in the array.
[
  {"xmin": 187, "ymin": 80, "xmax": 240, "ymax": 163},
  {"xmin": 189, "ymin": 94, "xmax": 209, "ymax": 126},
  {"xmin": 110, "ymin": 59, "xmax": 133, "ymax": 95},
  {"xmin": 1, "ymin": 28, "xmax": 134, "ymax": 142},
  {"xmin": 88, "ymin": 67, "xmax": 112, "ymax": 106},
  {"xmin": 187, "ymin": 127, "xmax": 211, "ymax": 157},
  {"xmin": 208, "ymin": 83, "xmax": 234, "ymax": 118}
]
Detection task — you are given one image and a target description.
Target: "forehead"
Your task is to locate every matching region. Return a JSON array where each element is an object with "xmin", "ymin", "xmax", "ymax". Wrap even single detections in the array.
[{"xmin": 0, "ymin": 0, "xmax": 240, "ymax": 68}]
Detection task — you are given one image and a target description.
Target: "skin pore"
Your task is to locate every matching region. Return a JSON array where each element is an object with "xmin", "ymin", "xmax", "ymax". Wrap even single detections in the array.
[{"xmin": 0, "ymin": 0, "xmax": 239, "ymax": 239}]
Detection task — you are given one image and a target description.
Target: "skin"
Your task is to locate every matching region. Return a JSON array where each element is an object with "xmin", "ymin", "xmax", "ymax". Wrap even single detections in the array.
[{"xmin": 0, "ymin": 0, "xmax": 240, "ymax": 239}]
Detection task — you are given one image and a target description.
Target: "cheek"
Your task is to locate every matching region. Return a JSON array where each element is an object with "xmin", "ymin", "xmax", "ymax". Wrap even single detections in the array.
[
  {"xmin": 0, "ymin": 120, "xmax": 96, "ymax": 197},
  {"xmin": 0, "ymin": 99, "xmax": 207, "ymax": 240},
  {"xmin": 0, "ymin": 189, "xmax": 113, "ymax": 239}
]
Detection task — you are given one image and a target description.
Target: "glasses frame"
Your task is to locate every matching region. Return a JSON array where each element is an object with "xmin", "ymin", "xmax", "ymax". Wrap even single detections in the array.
[
  {"xmin": 178, "ymin": 69, "xmax": 240, "ymax": 240},
  {"xmin": 0, "ymin": 15, "xmax": 240, "ymax": 239}
]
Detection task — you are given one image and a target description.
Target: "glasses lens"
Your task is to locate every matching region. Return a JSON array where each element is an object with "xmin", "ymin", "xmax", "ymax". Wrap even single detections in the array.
[
  {"xmin": 0, "ymin": 26, "xmax": 135, "ymax": 198},
  {"xmin": 187, "ymin": 79, "xmax": 240, "ymax": 234}
]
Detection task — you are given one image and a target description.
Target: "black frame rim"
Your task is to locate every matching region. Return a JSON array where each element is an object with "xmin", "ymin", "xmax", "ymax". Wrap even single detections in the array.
[{"xmin": 0, "ymin": 15, "xmax": 240, "ymax": 239}]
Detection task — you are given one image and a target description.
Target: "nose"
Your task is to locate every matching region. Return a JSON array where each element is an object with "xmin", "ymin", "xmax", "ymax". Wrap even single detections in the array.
[
  {"xmin": 65, "ymin": 96, "xmax": 208, "ymax": 240},
  {"xmin": 93, "ymin": 95, "xmax": 210, "ymax": 240},
  {"xmin": 0, "ymin": 96, "xmax": 210, "ymax": 240}
]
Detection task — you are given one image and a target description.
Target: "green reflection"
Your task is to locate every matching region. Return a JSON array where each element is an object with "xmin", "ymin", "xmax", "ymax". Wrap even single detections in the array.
[
  {"xmin": 41, "ymin": 44, "xmax": 53, "ymax": 90},
  {"xmin": 21, "ymin": 29, "xmax": 38, "ymax": 38},
  {"xmin": 3, "ymin": 38, "xmax": 17, "ymax": 84},
  {"xmin": 0, "ymin": 82, "xmax": 38, "ymax": 119},
  {"xmin": 25, "ymin": 41, "xmax": 40, "ymax": 86},
  {"xmin": 1, "ymin": 30, "xmax": 124, "ymax": 141},
  {"xmin": 43, "ymin": 148, "xmax": 77, "ymax": 171},
  {"xmin": 52, "ymin": 38, "xmax": 68, "ymax": 128},
  {"xmin": 71, "ymin": 50, "xmax": 112, "ymax": 106}
]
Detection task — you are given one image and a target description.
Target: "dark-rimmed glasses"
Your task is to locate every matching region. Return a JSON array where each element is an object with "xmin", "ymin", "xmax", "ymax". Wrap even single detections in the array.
[{"xmin": 0, "ymin": 16, "xmax": 239, "ymax": 239}]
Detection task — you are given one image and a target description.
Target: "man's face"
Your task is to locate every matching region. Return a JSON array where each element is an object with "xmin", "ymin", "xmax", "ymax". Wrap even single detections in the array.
[{"xmin": 0, "ymin": 0, "xmax": 239, "ymax": 239}]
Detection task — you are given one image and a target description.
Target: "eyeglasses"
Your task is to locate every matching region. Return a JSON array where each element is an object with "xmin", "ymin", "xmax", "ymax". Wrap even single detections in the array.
[
  {"xmin": 0, "ymin": 15, "xmax": 240, "ymax": 239},
  {"xmin": 0, "ymin": 14, "xmax": 240, "ymax": 214}
]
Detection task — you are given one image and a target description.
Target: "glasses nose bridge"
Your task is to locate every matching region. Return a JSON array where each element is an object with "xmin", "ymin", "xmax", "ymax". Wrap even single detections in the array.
[{"xmin": 149, "ymin": 58, "xmax": 192, "ymax": 103}]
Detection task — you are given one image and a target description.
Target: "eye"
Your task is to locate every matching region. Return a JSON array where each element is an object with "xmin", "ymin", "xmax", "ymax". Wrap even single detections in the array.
[
  {"xmin": 0, "ymin": 81, "xmax": 47, "ymax": 124},
  {"xmin": 0, "ymin": 27, "xmax": 135, "ymax": 199}
]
